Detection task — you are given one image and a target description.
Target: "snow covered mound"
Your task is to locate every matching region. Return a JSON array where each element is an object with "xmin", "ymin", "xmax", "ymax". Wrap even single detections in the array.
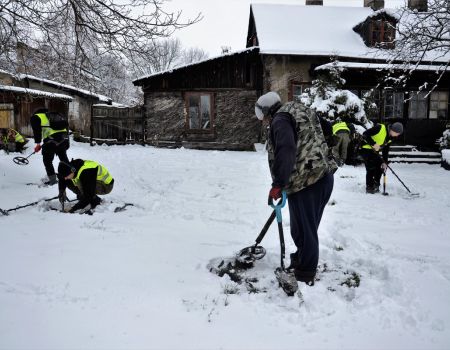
[{"xmin": 1, "ymin": 141, "xmax": 450, "ymax": 349}]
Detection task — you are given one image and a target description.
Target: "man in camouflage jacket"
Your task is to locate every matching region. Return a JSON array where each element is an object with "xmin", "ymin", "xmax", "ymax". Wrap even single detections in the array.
[{"xmin": 255, "ymin": 92, "xmax": 337, "ymax": 285}]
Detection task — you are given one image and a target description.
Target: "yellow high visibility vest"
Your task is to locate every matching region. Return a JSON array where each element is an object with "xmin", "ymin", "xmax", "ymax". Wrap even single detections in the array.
[
  {"xmin": 11, "ymin": 129, "xmax": 25, "ymax": 143},
  {"xmin": 332, "ymin": 122, "xmax": 350, "ymax": 135},
  {"xmin": 362, "ymin": 124, "xmax": 391, "ymax": 149},
  {"xmin": 72, "ymin": 160, "xmax": 113, "ymax": 188},
  {"xmin": 35, "ymin": 113, "xmax": 67, "ymax": 140}
]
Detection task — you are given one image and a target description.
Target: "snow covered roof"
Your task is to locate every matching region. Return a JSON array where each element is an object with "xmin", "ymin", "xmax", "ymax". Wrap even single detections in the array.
[
  {"xmin": 316, "ymin": 61, "xmax": 450, "ymax": 72},
  {"xmin": 0, "ymin": 84, "xmax": 73, "ymax": 101},
  {"xmin": 251, "ymin": 4, "xmax": 374, "ymax": 58},
  {"xmin": 250, "ymin": 4, "xmax": 449, "ymax": 62},
  {"xmin": 20, "ymin": 74, "xmax": 111, "ymax": 102},
  {"xmin": 133, "ymin": 47, "xmax": 259, "ymax": 84}
]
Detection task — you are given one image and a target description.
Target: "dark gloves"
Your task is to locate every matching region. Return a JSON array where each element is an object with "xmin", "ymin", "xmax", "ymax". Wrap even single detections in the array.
[
  {"xmin": 268, "ymin": 186, "xmax": 282, "ymax": 205},
  {"xmin": 58, "ymin": 191, "xmax": 68, "ymax": 205}
]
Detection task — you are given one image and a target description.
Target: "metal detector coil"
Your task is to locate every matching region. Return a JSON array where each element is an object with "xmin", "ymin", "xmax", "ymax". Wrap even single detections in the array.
[
  {"xmin": 13, "ymin": 156, "xmax": 30, "ymax": 165},
  {"xmin": 12, "ymin": 151, "xmax": 35, "ymax": 166}
]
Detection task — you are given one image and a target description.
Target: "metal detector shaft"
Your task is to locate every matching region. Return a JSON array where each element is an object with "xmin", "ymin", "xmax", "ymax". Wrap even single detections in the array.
[
  {"xmin": 277, "ymin": 221, "xmax": 286, "ymax": 270},
  {"xmin": 253, "ymin": 210, "xmax": 276, "ymax": 247},
  {"xmin": 387, "ymin": 164, "xmax": 414, "ymax": 194},
  {"xmin": 1, "ymin": 195, "xmax": 59, "ymax": 215}
]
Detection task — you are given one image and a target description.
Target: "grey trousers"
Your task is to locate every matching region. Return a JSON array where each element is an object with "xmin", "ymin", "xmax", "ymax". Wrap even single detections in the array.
[{"xmin": 333, "ymin": 131, "xmax": 350, "ymax": 163}]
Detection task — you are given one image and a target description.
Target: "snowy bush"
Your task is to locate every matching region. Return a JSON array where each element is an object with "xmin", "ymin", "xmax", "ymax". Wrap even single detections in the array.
[
  {"xmin": 439, "ymin": 129, "xmax": 450, "ymax": 150},
  {"xmin": 300, "ymin": 61, "xmax": 371, "ymax": 128}
]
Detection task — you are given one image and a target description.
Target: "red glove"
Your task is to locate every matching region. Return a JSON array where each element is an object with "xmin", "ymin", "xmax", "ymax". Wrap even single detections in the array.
[
  {"xmin": 34, "ymin": 144, "xmax": 41, "ymax": 153},
  {"xmin": 268, "ymin": 186, "xmax": 282, "ymax": 204}
]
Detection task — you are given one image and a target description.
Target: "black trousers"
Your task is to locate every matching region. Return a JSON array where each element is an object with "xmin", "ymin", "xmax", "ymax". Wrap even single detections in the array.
[
  {"xmin": 42, "ymin": 134, "xmax": 70, "ymax": 176},
  {"xmin": 360, "ymin": 149, "xmax": 383, "ymax": 189},
  {"xmin": 288, "ymin": 173, "xmax": 334, "ymax": 275}
]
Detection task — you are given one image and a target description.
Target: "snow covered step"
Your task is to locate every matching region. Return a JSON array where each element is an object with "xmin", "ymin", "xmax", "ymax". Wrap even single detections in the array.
[{"xmin": 389, "ymin": 147, "xmax": 442, "ymax": 164}]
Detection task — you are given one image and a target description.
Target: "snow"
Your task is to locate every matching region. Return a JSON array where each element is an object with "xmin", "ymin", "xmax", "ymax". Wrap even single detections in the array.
[
  {"xmin": 316, "ymin": 61, "xmax": 450, "ymax": 72},
  {"xmin": 19, "ymin": 74, "xmax": 111, "ymax": 103},
  {"xmin": 1, "ymin": 141, "xmax": 450, "ymax": 348},
  {"xmin": 443, "ymin": 149, "xmax": 450, "ymax": 163},
  {"xmin": 251, "ymin": 4, "xmax": 450, "ymax": 62},
  {"xmin": 0, "ymin": 84, "xmax": 73, "ymax": 101}
]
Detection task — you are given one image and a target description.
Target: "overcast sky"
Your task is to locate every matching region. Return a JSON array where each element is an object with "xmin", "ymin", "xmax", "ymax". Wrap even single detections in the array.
[{"xmin": 163, "ymin": 0, "xmax": 406, "ymax": 56}]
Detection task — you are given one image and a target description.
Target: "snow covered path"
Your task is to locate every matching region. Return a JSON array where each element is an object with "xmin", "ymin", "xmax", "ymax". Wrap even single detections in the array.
[{"xmin": 1, "ymin": 142, "xmax": 449, "ymax": 349}]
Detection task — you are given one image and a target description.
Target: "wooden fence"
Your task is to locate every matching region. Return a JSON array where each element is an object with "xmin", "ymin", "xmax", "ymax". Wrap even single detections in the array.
[{"xmin": 90, "ymin": 105, "xmax": 145, "ymax": 144}]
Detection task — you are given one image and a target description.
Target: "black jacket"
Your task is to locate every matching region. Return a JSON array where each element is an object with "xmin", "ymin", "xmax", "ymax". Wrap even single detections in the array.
[
  {"xmin": 30, "ymin": 113, "xmax": 66, "ymax": 144},
  {"xmin": 363, "ymin": 124, "xmax": 391, "ymax": 162}
]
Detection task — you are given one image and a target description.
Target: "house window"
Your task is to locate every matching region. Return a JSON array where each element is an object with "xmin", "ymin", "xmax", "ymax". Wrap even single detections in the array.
[
  {"xmin": 362, "ymin": 89, "xmax": 381, "ymax": 120},
  {"xmin": 408, "ymin": 92, "xmax": 428, "ymax": 119},
  {"xmin": 429, "ymin": 91, "xmax": 449, "ymax": 120},
  {"xmin": 290, "ymin": 82, "xmax": 309, "ymax": 102},
  {"xmin": 369, "ymin": 19, "xmax": 395, "ymax": 48},
  {"xmin": 186, "ymin": 93, "xmax": 213, "ymax": 130},
  {"xmin": 383, "ymin": 91, "xmax": 404, "ymax": 119}
]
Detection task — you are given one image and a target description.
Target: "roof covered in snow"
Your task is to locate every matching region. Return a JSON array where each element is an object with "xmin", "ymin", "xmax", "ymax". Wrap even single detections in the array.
[
  {"xmin": 20, "ymin": 74, "xmax": 111, "ymax": 103},
  {"xmin": 316, "ymin": 61, "xmax": 450, "ymax": 72},
  {"xmin": 250, "ymin": 4, "xmax": 449, "ymax": 62},
  {"xmin": 251, "ymin": 4, "xmax": 375, "ymax": 58},
  {"xmin": 0, "ymin": 84, "xmax": 73, "ymax": 101}
]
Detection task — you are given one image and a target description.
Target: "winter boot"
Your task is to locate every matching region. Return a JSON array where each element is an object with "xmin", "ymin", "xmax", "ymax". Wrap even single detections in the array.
[
  {"xmin": 44, "ymin": 174, "xmax": 58, "ymax": 186},
  {"xmin": 293, "ymin": 269, "xmax": 316, "ymax": 286}
]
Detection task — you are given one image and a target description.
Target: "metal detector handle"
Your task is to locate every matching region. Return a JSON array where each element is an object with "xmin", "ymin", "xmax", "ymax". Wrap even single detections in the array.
[
  {"xmin": 269, "ymin": 191, "xmax": 287, "ymax": 270},
  {"xmin": 269, "ymin": 191, "xmax": 287, "ymax": 223}
]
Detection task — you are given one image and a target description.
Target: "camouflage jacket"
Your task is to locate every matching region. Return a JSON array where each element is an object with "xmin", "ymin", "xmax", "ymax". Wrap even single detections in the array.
[{"xmin": 267, "ymin": 101, "xmax": 337, "ymax": 194}]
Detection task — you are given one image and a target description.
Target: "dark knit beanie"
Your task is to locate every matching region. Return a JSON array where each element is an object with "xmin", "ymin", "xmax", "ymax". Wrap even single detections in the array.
[
  {"xmin": 58, "ymin": 161, "xmax": 75, "ymax": 178},
  {"xmin": 390, "ymin": 122, "xmax": 404, "ymax": 134}
]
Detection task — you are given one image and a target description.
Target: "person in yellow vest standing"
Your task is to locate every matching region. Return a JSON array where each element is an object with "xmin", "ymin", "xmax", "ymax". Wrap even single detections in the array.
[
  {"xmin": 360, "ymin": 122, "xmax": 403, "ymax": 194},
  {"xmin": 30, "ymin": 108, "xmax": 70, "ymax": 185},
  {"xmin": 57, "ymin": 159, "xmax": 114, "ymax": 213},
  {"xmin": 331, "ymin": 121, "xmax": 355, "ymax": 166}
]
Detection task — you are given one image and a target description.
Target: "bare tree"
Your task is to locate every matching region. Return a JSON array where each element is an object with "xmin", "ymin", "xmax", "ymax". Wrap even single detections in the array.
[
  {"xmin": 385, "ymin": 0, "xmax": 450, "ymax": 93},
  {"xmin": 180, "ymin": 46, "xmax": 208, "ymax": 66},
  {"xmin": 0, "ymin": 0, "xmax": 200, "ymax": 78}
]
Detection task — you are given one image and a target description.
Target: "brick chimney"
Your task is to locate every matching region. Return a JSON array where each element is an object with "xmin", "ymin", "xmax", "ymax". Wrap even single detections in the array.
[
  {"xmin": 305, "ymin": 0, "xmax": 323, "ymax": 5},
  {"xmin": 363, "ymin": 0, "xmax": 385, "ymax": 11},
  {"xmin": 408, "ymin": 0, "xmax": 428, "ymax": 12}
]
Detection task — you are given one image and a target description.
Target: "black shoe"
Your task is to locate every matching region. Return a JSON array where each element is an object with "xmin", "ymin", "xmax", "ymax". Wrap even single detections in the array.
[
  {"xmin": 44, "ymin": 175, "xmax": 58, "ymax": 186},
  {"xmin": 91, "ymin": 195, "xmax": 102, "ymax": 207},
  {"xmin": 293, "ymin": 269, "xmax": 316, "ymax": 286},
  {"xmin": 366, "ymin": 186, "xmax": 379, "ymax": 194}
]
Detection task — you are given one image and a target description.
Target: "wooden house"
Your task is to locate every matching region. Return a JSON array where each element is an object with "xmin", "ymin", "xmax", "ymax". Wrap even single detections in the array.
[
  {"xmin": 0, "ymin": 70, "xmax": 72, "ymax": 136},
  {"xmin": 134, "ymin": 0, "xmax": 449, "ymax": 151}
]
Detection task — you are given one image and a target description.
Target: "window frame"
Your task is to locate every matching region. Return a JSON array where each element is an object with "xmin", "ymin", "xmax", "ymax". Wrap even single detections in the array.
[
  {"xmin": 369, "ymin": 18, "xmax": 395, "ymax": 49},
  {"xmin": 429, "ymin": 91, "xmax": 449, "ymax": 120},
  {"xmin": 408, "ymin": 91, "xmax": 428, "ymax": 120},
  {"xmin": 383, "ymin": 90, "xmax": 404, "ymax": 120},
  {"xmin": 184, "ymin": 92, "xmax": 215, "ymax": 133},
  {"xmin": 289, "ymin": 81, "xmax": 311, "ymax": 102}
]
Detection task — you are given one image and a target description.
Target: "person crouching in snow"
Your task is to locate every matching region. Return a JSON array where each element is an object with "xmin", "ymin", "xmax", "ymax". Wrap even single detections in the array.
[
  {"xmin": 57, "ymin": 159, "xmax": 114, "ymax": 213},
  {"xmin": 255, "ymin": 91, "xmax": 337, "ymax": 286}
]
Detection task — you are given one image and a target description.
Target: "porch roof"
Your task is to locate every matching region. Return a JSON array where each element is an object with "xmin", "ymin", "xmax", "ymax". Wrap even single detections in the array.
[{"xmin": 0, "ymin": 84, "xmax": 73, "ymax": 101}]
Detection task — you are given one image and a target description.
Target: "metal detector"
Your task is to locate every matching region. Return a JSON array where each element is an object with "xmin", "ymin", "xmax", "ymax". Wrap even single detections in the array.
[{"xmin": 13, "ymin": 151, "xmax": 36, "ymax": 165}]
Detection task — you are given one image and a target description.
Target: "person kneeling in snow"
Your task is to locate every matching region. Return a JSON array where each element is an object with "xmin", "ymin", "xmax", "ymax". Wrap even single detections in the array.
[
  {"xmin": 57, "ymin": 159, "xmax": 114, "ymax": 213},
  {"xmin": 255, "ymin": 91, "xmax": 337, "ymax": 286}
]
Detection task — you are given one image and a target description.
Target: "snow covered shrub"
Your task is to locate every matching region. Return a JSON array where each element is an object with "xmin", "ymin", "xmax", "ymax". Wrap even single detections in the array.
[
  {"xmin": 300, "ymin": 60, "xmax": 371, "ymax": 128},
  {"xmin": 439, "ymin": 129, "xmax": 450, "ymax": 150}
]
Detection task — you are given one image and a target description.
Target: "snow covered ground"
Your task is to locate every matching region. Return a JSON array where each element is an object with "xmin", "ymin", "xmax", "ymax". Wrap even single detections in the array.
[{"xmin": 1, "ymin": 141, "xmax": 449, "ymax": 349}]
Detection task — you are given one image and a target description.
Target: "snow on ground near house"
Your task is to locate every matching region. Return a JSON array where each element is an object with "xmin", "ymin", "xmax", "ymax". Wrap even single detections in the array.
[{"xmin": 1, "ymin": 141, "xmax": 450, "ymax": 349}]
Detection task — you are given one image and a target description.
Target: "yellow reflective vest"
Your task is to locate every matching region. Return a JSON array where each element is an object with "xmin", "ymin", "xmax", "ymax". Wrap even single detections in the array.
[
  {"xmin": 72, "ymin": 160, "xmax": 113, "ymax": 188},
  {"xmin": 332, "ymin": 122, "xmax": 350, "ymax": 135},
  {"xmin": 35, "ymin": 113, "xmax": 67, "ymax": 140},
  {"xmin": 362, "ymin": 124, "xmax": 391, "ymax": 150},
  {"xmin": 11, "ymin": 129, "xmax": 25, "ymax": 143}
]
